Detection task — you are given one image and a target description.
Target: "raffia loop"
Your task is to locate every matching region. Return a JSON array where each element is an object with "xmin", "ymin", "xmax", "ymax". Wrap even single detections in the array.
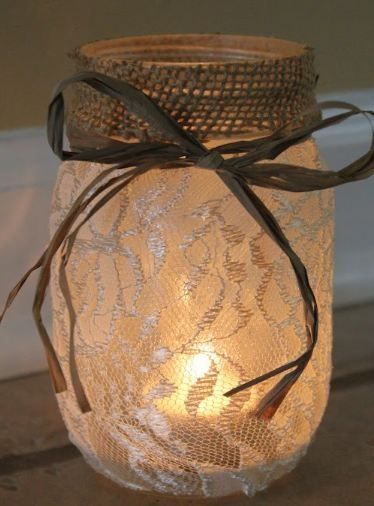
[{"xmin": 1, "ymin": 71, "xmax": 373, "ymax": 419}]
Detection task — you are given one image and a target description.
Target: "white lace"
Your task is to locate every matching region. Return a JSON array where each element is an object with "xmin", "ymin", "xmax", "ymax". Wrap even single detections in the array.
[{"xmin": 50, "ymin": 137, "xmax": 334, "ymax": 497}]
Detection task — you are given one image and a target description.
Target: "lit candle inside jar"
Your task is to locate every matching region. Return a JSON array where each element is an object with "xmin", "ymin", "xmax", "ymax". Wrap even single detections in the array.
[
  {"xmin": 141, "ymin": 347, "xmax": 265, "ymax": 469},
  {"xmin": 150, "ymin": 348, "xmax": 242, "ymax": 420}
]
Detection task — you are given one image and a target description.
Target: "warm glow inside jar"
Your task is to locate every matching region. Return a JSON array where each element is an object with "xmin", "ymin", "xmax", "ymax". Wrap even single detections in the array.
[{"xmin": 50, "ymin": 35, "xmax": 334, "ymax": 497}]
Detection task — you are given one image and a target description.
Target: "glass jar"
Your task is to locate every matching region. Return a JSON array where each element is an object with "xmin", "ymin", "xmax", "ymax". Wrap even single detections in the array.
[{"xmin": 50, "ymin": 34, "xmax": 334, "ymax": 498}]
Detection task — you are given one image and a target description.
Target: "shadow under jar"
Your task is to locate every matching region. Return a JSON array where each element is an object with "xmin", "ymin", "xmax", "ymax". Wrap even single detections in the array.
[{"xmin": 50, "ymin": 34, "xmax": 334, "ymax": 498}]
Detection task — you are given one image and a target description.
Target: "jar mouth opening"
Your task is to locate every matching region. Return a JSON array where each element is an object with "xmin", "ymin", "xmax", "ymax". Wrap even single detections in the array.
[{"xmin": 76, "ymin": 34, "xmax": 311, "ymax": 66}]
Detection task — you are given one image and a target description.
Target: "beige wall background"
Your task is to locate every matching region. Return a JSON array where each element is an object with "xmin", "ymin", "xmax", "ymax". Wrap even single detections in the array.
[{"xmin": 0, "ymin": 0, "xmax": 373, "ymax": 130}]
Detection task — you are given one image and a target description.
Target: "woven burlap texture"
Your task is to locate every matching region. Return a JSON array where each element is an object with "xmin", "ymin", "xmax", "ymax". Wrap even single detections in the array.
[{"xmin": 68, "ymin": 34, "xmax": 320, "ymax": 142}]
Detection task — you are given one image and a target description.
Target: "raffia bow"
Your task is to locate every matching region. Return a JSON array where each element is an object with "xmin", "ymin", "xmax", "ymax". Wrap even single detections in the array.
[{"xmin": 1, "ymin": 71, "xmax": 373, "ymax": 419}]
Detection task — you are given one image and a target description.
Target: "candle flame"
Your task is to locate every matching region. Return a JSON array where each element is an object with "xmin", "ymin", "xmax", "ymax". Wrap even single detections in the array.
[{"xmin": 187, "ymin": 353, "xmax": 211, "ymax": 380}]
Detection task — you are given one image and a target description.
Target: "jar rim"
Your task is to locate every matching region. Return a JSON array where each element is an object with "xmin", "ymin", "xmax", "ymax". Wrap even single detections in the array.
[
  {"xmin": 75, "ymin": 34, "xmax": 312, "ymax": 66},
  {"xmin": 69, "ymin": 34, "xmax": 319, "ymax": 141}
]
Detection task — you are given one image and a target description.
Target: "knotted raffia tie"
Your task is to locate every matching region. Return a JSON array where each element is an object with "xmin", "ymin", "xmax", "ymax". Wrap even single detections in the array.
[{"xmin": 1, "ymin": 71, "xmax": 374, "ymax": 419}]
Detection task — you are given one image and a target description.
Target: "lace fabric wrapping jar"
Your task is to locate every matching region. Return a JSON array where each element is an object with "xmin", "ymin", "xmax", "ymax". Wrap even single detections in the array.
[{"xmin": 50, "ymin": 35, "xmax": 334, "ymax": 497}]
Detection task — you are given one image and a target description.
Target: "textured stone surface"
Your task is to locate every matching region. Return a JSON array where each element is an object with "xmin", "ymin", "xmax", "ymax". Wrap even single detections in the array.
[{"xmin": 0, "ymin": 303, "xmax": 373, "ymax": 505}]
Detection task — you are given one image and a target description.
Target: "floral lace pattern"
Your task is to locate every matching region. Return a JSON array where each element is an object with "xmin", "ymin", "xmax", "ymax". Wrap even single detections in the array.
[{"xmin": 50, "ymin": 137, "xmax": 334, "ymax": 497}]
